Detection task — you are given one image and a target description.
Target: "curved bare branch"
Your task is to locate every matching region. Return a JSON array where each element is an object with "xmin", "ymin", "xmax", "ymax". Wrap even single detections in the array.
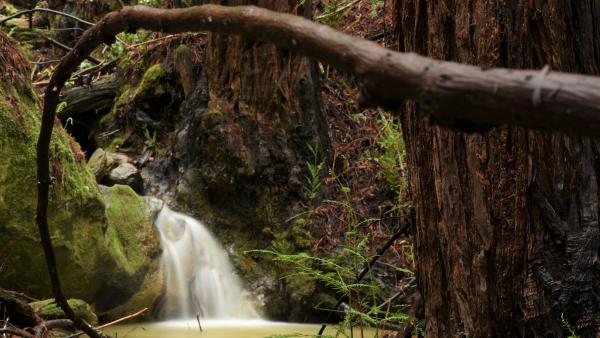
[{"xmin": 36, "ymin": 5, "xmax": 600, "ymax": 338}]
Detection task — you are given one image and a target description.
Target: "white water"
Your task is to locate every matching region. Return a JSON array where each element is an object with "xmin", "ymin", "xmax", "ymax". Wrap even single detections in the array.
[{"xmin": 155, "ymin": 205, "xmax": 259, "ymax": 319}]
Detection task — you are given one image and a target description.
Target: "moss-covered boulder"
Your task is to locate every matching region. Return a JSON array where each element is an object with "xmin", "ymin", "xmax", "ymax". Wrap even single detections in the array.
[
  {"xmin": 30, "ymin": 299, "xmax": 98, "ymax": 325},
  {"xmin": 0, "ymin": 61, "xmax": 111, "ymax": 300},
  {"xmin": 94, "ymin": 185, "xmax": 163, "ymax": 319},
  {"xmin": 0, "ymin": 33, "xmax": 163, "ymax": 319}
]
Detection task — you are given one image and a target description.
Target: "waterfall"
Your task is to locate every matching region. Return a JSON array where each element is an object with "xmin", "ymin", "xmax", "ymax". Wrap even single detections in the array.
[{"xmin": 155, "ymin": 205, "xmax": 259, "ymax": 319}]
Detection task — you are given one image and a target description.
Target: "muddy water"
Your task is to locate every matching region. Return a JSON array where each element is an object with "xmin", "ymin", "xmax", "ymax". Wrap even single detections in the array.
[{"xmin": 102, "ymin": 320, "xmax": 381, "ymax": 338}]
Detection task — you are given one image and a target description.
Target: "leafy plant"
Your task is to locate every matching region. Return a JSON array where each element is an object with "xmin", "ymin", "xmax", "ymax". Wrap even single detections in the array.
[
  {"xmin": 367, "ymin": 113, "xmax": 407, "ymax": 202},
  {"xmin": 56, "ymin": 101, "xmax": 68, "ymax": 115},
  {"xmin": 369, "ymin": 0, "xmax": 384, "ymax": 17},
  {"xmin": 250, "ymin": 183, "xmax": 412, "ymax": 338},
  {"xmin": 142, "ymin": 124, "xmax": 164, "ymax": 155},
  {"xmin": 304, "ymin": 144, "xmax": 324, "ymax": 218},
  {"xmin": 561, "ymin": 314, "xmax": 579, "ymax": 338}
]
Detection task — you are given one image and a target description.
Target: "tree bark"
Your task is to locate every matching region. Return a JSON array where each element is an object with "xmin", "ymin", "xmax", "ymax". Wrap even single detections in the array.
[
  {"xmin": 393, "ymin": 1, "xmax": 600, "ymax": 337},
  {"xmin": 174, "ymin": 0, "xmax": 331, "ymax": 320}
]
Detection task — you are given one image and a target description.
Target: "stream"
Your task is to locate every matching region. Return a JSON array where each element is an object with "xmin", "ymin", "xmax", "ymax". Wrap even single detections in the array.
[
  {"xmin": 143, "ymin": 206, "xmax": 381, "ymax": 337},
  {"xmin": 104, "ymin": 320, "xmax": 379, "ymax": 338}
]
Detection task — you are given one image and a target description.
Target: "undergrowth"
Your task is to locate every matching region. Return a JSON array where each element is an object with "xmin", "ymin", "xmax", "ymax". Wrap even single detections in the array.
[{"xmin": 250, "ymin": 128, "xmax": 413, "ymax": 337}]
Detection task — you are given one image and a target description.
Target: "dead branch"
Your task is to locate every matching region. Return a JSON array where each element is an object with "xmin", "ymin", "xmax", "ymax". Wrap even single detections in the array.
[
  {"xmin": 35, "ymin": 5, "xmax": 600, "ymax": 338},
  {"xmin": 0, "ymin": 327, "xmax": 36, "ymax": 338},
  {"xmin": 0, "ymin": 288, "xmax": 37, "ymax": 328},
  {"xmin": 39, "ymin": 5, "xmax": 600, "ymax": 137},
  {"xmin": 32, "ymin": 319, "xmax": 74, "ymax": 337},
  {"xmin": 0, "ymin": 8, "xmax": 94, "ymax": 27},
  {"xmin": 63, "ymin": 308, "xmax": 147, "ymax": 338},
  {"xmin": 42, "ymin": 36, "xmax": 101, "ymax": 64}
]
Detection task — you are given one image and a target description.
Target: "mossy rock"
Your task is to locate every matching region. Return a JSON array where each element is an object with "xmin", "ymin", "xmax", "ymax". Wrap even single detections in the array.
[
  {"xmin": 102, "ymin": 184, "xmax": 161, "ymax": 277},
  {"xmin": 0, "ymin": 39, "xmax": 163, "ymax": 317},
  {"xmin": 30, "ymin": 299, "xmax": 98, "ymax": 325},
  {"xmin": 95, "ymin": 185, "xmax": 163, "ymax": 319},
  {"xmin": 0, "ymin": 78, "xmax": 111, "ymax": 300}
]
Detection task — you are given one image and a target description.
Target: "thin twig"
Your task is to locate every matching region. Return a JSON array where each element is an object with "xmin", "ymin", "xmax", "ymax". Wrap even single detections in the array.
[
  {"xmin": 0, "ymin": 328, "xmax": 35, "ymax": 338},
  {"xmin": 315, "ymin": 0, "xmax": 360, "ymax": 21},
  {"xmin": 63, "ymin": 308, "xmax": 148, "ymax": 338},
  {"xmin": 30, "ymin": 59, "xmax": 61, "ymax": 65},
  {"xmin": 0, "ymin": 8, "xmax": 94, "ymax": 26},
  {"xmin": 126, "ymin": 32, "xmax": 202, "ymax": 50},
  {"xmin": 41, "ymin": 36, "xmax": 101, "ymax": 64}
]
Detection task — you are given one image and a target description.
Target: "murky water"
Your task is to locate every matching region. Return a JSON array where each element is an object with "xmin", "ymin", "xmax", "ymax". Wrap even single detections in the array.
[{"xmin": 102, "ymin": 320, "xmax": 381, "ymax": 338}]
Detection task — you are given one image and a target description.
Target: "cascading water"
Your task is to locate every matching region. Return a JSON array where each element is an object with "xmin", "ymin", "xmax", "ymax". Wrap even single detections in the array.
[{"xmin": 155, "ymin": 205, "xmax": 259, "ymax": 320}]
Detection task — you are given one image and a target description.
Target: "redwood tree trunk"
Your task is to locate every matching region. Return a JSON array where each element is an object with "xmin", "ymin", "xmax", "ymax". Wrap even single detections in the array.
[
  {"xmin": 174, "ymin": 0, "xmax": 330, "ymax": 320},
  {"xmin": 394, "ymin": 1, "xmax": 600, "ymax": 337},
  {"xmin": 177, "ymin": 0, "xmax": 329, "ymax": 235}
]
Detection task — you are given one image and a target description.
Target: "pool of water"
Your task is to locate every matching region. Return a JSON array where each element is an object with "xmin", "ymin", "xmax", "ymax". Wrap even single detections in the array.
[{"xmin": 101, "ymin": 319, "xmax": 381, "ymax": 338}]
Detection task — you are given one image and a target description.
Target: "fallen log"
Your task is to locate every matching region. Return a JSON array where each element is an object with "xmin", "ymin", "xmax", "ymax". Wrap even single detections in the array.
[
  {"xmin": 59, "ymin": 78, "xmax": 117, "ymax": 119},
  {"xmin": 0, "ymin": 288, "xmax": 38, "ymax": 328}
]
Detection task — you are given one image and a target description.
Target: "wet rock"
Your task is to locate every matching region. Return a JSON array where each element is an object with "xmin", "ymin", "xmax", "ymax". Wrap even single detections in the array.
[
  {"xmin": 96, "ymin": 185, "xmax": 163, "ymax": 321},
  {"xmin": 107, "ymin": 163, "xmax": 144, "ymax": 193},
  {"xmin": 135, "ymin": 110, "xmax": 160, "ymax": 129}
]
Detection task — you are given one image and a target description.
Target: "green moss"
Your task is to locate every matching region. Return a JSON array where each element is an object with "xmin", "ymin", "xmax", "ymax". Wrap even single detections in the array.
[
  {"xmin": 30, "ymin": 299, "xmax": 98, "ymax": 325},
  {"xmin": 1, "ymin": 2, "xmax": 19, "ymax": 15},
  {"xmin": 133, "ymin": 64, "xmax": 166, "ymax": 100},
  {"xmin": 0, "ymin": 82, "xmax": 109, "ymax": 300},
  {"xmin": 103, "ymin": 185, "xmax": 160, "ymax": 276}
]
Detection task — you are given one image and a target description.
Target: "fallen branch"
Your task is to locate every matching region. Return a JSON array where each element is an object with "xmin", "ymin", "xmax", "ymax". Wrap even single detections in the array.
[
  {"xmin": 0, "ymin": 327, "xmax": 36, "ymax": 338},
  {"xmin": 0, "ymin": 288, "xmax": 38, "ymax": 328},
  {"xmin": 32, "ymin": 319, "xmax": 74, "ymax": 337},
  {"xmin": 34, "ymin": 5, "xmax": 600, "ymax": 338},
  {"xmin": 38, "ymin": 5, "xmax": 600, "ymax": 139},
  {"xmin": 59, "ymin": 78, "xmax": 117, "ymax": 118}
]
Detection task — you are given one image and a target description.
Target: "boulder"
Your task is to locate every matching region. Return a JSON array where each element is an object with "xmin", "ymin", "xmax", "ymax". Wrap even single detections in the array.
[
  {"xmin": 30, "ymin": 299, "xmax": 98, "ymax": 325},
  {"xmin": 88, "ymin": 148, "xmax": 109, "ymax": 181},
  {"xmin": 0, "ymin": 69, "xmax": 111, "ymax": 301},
  {"xmin": 95, "ymin": 185, "xmax": 163, "ymax": 320},
  {"xmin": 107, "ymin": 163, "xmax": 144, "ymax": 193},
  {"xmin": 0, "ymin": 37, "xmax": 162, "ymax": 320}
]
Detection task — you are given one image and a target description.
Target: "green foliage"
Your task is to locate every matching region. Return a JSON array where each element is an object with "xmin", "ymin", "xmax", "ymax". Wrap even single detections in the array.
[
  {"xmin": 316, "ymin": 0, "xmax": 359, "ymax": 27},
  {"xmin": 316, "ymin": 0, "xmax": 382, "ymax": 26},
  {"xmin": 104, "ymin": 31, "xmax": 150, "ymax": 60},
  {"xmin": 364, "ymin": 113, "xmax": 407, "ymax": 203},
  {"xmin": 143, "ymin": 124, "xmax": 166, "ymax": 156},
  {"xmin": 56, "ymin": 101, "xmax": 68, "ymax": 114},
  {"xmin": 369, "ymin": 0, "xmax": 384, "ymax": 17},
  {"xmin": 304, "ymin": 144, "xmax": 324, "ymax": 218},
  {"xmin": 251, "ymin": 183, "xmax": 412, "ymax": 338},
  {"xmin": 561, "ymin": 314, "xmax": 579, "ymax": 338}
]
